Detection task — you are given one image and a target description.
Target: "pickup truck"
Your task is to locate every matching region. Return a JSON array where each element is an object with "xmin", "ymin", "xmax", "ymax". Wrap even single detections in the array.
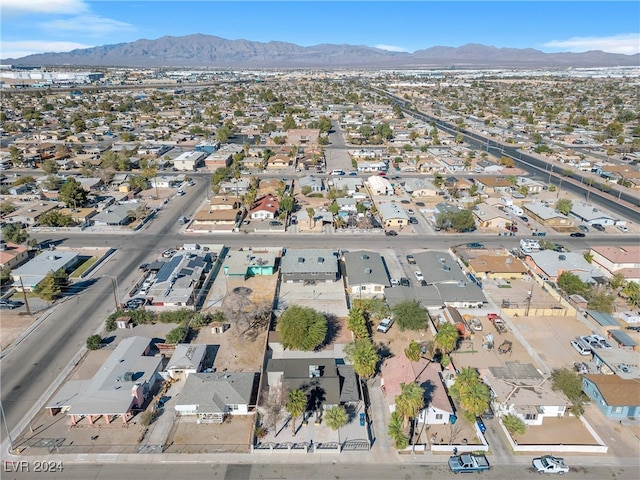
[
  {"xmin": 487, "ymin": 313, "xmax": 507, "ymax": 334},
  {"xmin": 448, "ymin": 453, "xmax": 490, "ymax": 474},
  {"xmin": 531, "ymin": 455, "xmax": 570, "ymax": 475}
]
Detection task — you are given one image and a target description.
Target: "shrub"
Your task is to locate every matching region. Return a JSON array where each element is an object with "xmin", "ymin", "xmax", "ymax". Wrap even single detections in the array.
[
  {"xmin": 86, "ymin": 334, "xmax": 102, "ymax": 350},
  {"xmin": 166, "ymin": 325, "xmax": 188, "ymax": 344}
]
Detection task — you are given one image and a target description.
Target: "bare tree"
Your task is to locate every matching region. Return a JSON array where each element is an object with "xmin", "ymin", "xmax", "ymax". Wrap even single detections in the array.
[
  {"xmin": 221, "ymin": 292, "xmax": 271, "ymax": 341},
  {"xmin": 263, "ymin": 382, "xmax": 286, "ymax": 433}
]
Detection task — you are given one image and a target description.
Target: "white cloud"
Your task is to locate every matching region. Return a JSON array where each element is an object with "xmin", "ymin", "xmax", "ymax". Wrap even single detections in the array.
[
  {"xmin": 1, "ymin": 0, "xmax": 88, "ymax": 15},
  {"xmin": 375, "ymin": 44, "xmax": 408, "ymax": 53},
  {"xmin": 1, "ymin": 40, "xmax": 92, "ymax": 59},
  {"xmin": 543, "ymin": 34, "xmax": 640, "ymax": 55},
  {"xmin": 41, "ymin": 15, "xmax": 135, "ymax": 36}
]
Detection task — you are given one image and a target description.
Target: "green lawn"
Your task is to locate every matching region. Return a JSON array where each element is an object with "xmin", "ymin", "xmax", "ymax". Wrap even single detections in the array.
[{"xmin": 70, "ymin": 256, "xmax": 98, "ymax": 278}]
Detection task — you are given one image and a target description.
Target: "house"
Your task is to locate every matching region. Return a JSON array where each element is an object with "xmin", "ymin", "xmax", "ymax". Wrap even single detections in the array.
[
  {"xmin": 12, "ymin": 250, "xmax": 79, "ymax": 291},
  {"xmin": 165, "ymin": 344, "xmax": 208, "ymax": 381},
  {"xmin": 378, "ymin": 202, "xmax": 409, "ymax": 228},
  {"xmin": 439, "ymin": 157, "xmax": 466, "ymax": 173},
  {"xmin": 146, "ymin": 252, "xmax": 212, "ymax": 309},
  {"xmin": 468, "ymin": 255, "xmax": 529, "ymax": 280},
  {"xmin": 218, "ymin": 178, "xmax": 251, "ymax": 195},
  {"xmin": 266, "ymin": 356, "xmax": 359, "ymax": 412},
  {"xmin": 204, "ymin": 144, "xmax": 237, "ymax": 171},
  {"xmin": 191, "ymin": 208, "xmax": 242, "ymax": 228},
  {"xmin": 7, "ymin": 201, "xmax": 60, "ymax": 226},
  {"xmin": 357, "ymin": 160, "xmax": 387, "ymax": 173},
  {"xmin": 223, "ymin": 248, "xmax": 279, "ymax": 278},
  {"xmin": 472, "ymin": 203, "xmax": 512, "ymax": 229},
  {"xmin": 475, "ymin": 177, "xmax": 513, "ymax": 194},
  {"xmin": 298, "ymin": 175, "xmax": 324, "ymax": 193},
  {"xmin": 0, "ymin": 241, "xmax": 30, "ymax": 271},
  {"xmin": 336, "ymin": 197, "xmax": 358, "ymax": 214},
  {"xmin": 380, "ymin": 356, "xmax": 454, "ymax": 425},
  {"xmin": 525, "ymin": 250, "xmax": 605, "ymax": 283},
  {"xmin": 475, "ymin": 159, "xmax": 504, "ymax": 173},
  {"xmin": 590, "ymin": 245, "xmax": 640, "ymax": 283},
  {"xmin": 331, "ymin": 177, "xmax": 363, "ymax": 196},
  {"xmin": 570, "ymin": 203, "xmax": 619, "ymax": 226},
  {"xmin": 343, "ymin": 250, "xmax": 390, "ymax": 298},
  {"xmin": 58, "ymin": 207, "xmax": 97, "ymax": 224},
  {"xmin": 582, "ymin": 375, "xmax": 640, "ymax": 419},
  {"xmin": 523, "ymin": 202, "xmax": 574, "ymax": 229},
  {"xmin": 91, "ymin": 203, "xmax": 133, "ymax": 226},
  {"xmin": 432, "ymin": 202, "xmax": 462, "ymax": 224},
  {"xmin": 45, "ymin": 336, "xmax": 162, "ymax": 425},
  {"xmin": 516, "ymin": 177, "xmax": 545, "ymax": 194},
  {"xmin": 366, "ymin": 175, "xmax": 393, "ymax": 196},
  {"xmin": 266, "ymin": 154, "xmax": 291, "ymax": 170},
  {"xmin": 484, "ymin": 362, "xmax": 571, "ymax": 426},
  {"xmin": 250, "ymin": 195, "xmax": 279, "ymax": 220},
  {"xmin": 174, "ymin": 372, "xmax": 257, "ymax": 423},
  {"xmin": 208, "ymin": 196, "xmax": 243, "ymax": 211},
  {"xmin": 403, "ymin": 178, "xmax": 439, "ymax": 197},
  {"xmin": 280, "ymin": 248, "xmax": 339, "ymax": 283}
]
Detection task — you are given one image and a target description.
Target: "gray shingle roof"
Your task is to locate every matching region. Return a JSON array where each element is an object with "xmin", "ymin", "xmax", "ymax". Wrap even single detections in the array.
[
  {"xmin": 176, "ymin": 372, "xmax": 257, "ymax": 414},
  {"xmin": 280, "ymin": 249, "xmax": 338, "ymax": 275},
  {"xmin": 343, "ymin": 250, "xmax": 390, "ymax": 287}
]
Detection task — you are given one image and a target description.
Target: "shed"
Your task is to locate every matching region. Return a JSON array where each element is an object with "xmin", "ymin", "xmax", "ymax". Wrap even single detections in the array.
[
  {"xmin": 586, "ymin": 310, "xmax": 620, "ymax": 333},
  {"xmin": 607, "ymin": 330, "xmax": 638, "ymax": 349}
]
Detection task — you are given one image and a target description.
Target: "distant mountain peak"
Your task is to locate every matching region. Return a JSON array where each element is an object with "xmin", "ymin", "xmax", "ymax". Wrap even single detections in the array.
[{"xmin": 2, "ymin": 34, "xmax": 638, "ymax": 68}]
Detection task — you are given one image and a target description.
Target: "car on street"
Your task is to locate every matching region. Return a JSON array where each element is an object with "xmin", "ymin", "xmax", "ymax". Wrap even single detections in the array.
[
  {"xmin": 406, "ymin": 254, "xmax": 416, "ymax": 264},
  {"xmin": 519, "ymin": 216, "xmax": 529, "ymax": 223},
  {"xmin": 617, "ymin": 224, "xmax": 630, "ymax": 233},
  {"xmin": 400, "ymin": 277, "xmax": 410, "ymax": 287},
  {"xmin": 125, "ymin": 297, "xmax": 147, "ymax": 309},
  {"xmin": 162, "ymin": 248, "xmax": 176, "ymax": 258},
  {"xmin": 532, "ymin": 455, "xmax": 570, "ymax": 475},
  {"xmin": 415, "ymin": 201, "xmax": 425, "ymax": 207},
  {"xmin": 176, "ymin": 190, "xmax": 185, "ymax": 196},
  {"xmin": 475, "ymin": 417, "xmax": 487, "ymax": 434},
  {"xmin": 348, "ymin": 171, "xmax": 358, "ymax": 176},
  {"xmin": 376, "ymin": 317, "xmax": 394, "ymax": 333},
  {"xmin": 592, "ymin": 223, "xmax": 605, "ymax": 231},
  {"xmin": 414, "ymin": 271, "xmax": 424, "ymax": 282},
  {"xmin": 570, "ymin": 232, "xmax": 585, "ymax": 237},
  {"xmin": 0, "ymin": 299, "xmax": 22, "ymax": 309},
  {"xmin": 385, "ymin": 230, "xmax": 397, "ymax": 236},
  {"xmin": 390, "ymin": 278, "xmax": 399, "ymax": 286},
  {"xmin": 570, "ymin": 339, "xmax": 591, "ymax": 356},
  {"xmin": 409, "ymin": 217, "xmax": 418, "ymax": 224},
  {"xmin": 578, "ymin": 224, "xmax": 589, "ymax": 233},
  {"xmin": 466, "ymin": 242, "xmax": 484, "ymax": 249},
  {"xmin": 406, "ymin": 209, "xmax": 415, "ymax": 215}
]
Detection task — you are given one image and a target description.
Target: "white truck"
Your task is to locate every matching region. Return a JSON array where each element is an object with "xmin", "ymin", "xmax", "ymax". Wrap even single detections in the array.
[
  {"xmin": 531, "ymin": 455, "xmax": 570, "ymax": 475},
  {"xmin": 520, "ymin": 238, "xmax": 540, "ymax": 253}
]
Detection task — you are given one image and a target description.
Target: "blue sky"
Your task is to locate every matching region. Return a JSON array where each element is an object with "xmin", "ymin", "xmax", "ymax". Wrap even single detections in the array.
[{"xmin": 2, "ymin": 1, "xmax": 639, "ymax": 59}]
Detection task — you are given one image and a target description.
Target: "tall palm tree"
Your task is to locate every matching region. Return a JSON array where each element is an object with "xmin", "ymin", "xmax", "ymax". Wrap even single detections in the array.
[
  {"xmin": 395, "ymin": 382, "xmax": 425, "ymax": 429},
  {"xmin": 388, "ymin": 412, "xmax": 409, "ymax": 449},
  {"xmin": 458, "ymin": 381, "xmax": 490, "ymax": 417},
  {"xmin": 324, "ymin": 405, "xmax": 348, "ymax": 431},
  {"xmin": 434, "ymin": 321, "xmax": 459, "ymax": 354},
  {"xmin": 306, "ymin": 207, "xmax": 315, "ymax": 228},
  {"xmin": 285, "ymin": 389, "xmax": 307, "ymax": 436}
]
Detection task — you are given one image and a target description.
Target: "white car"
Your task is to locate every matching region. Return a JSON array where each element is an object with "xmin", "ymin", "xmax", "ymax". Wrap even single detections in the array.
[
  {"xmin": 532, "ymin": 455, "xmax": 570, "ymax": 475},
  {"xmin": 376, "ymin": 317, "xmax": 394, "ymax": 333},
  {"xmin": 590, "ymin": 334, "xmax": 613, "ymax": 349},
  {"xmin": 571, "ymin": 339, "xmax": 591, "ymax": 356},
  {"xmin": 390, "ymin": 278, "xmax": 400, "ymax": 286},
  {"xmin": 616, "ymin": 224, "xmax": 629, "ymax": 233},
  {"xmin": 414, "ymin": 271, "xmax": 424, "ymax": 282}
]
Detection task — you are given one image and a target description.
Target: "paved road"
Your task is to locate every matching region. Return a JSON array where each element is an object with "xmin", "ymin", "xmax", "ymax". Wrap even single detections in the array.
[{"xmin": 3, "ymin": 459, "xmax": 638, "ymax": 480}]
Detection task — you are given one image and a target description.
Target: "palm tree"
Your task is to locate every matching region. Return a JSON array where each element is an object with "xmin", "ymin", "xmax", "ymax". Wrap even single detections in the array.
[
  {"xmin": 434, "ymin": 321, "xmax": 459, "ymax": 354},
  {"xmin": 324, "ymin": 406, "xmax": 348, "ymax": 431},
  {"xmin": 395, "ymin": 382, "xmax": 425, "ymax": 429},
  {"xmin": 285, "ymin": 389, "xmax": 307, "ymax": 436},
  {"xmin": 306, "ymin": 207, "xmax": 315, "ymax": 228},
  {"xmin": 458, "ymin": 381, "xmax": 490, "ymax": 417},
  {"xmin": 404, "ymin": 341, "xmax": 422, "ymax": 363},
  {"xmin": 344, "ymin": 338, "xmax": 379, "ymax": 380},
  {"xmin": 388, "ymin": 412, "xmax": 409, "ymax": 449}
]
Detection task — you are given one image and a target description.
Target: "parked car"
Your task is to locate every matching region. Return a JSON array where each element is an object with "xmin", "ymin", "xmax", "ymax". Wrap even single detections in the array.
[
  {"xmin": 162, "ymin": 248, "xmax": 176, "ymax": 258},
  {"xmin": 571, "ymin": 339, "xmax": 592, "ymax": 356},
  {"xmin": 506, "ymin": 224, "xmax": 518, "ymax": 232},
  {"xmin": 469, "ymin": 318, "xmax": 483, "ymax": 331},
  {"xmin": 519, "ymin": 216, "xmax": 529, "ymax": 223},
  {"xmin": 570, "ymin": 232, "xmax": 585, "ymax": 237},
  {"xmin": 475, "ymin": 417, "xmax": 487, "ymax": 434},
  {"xmin": 400, "ymin": 277, "xmax": 410, "ymax": 287},
  {"xmin": 125, "ymin": 297, "xmax": 147, "ymax": 310},
  {"xmin": 406, "ymin": 254, "xmax": 416, "ymax": 264},
  {"xmin": 385, "ymin": 230, "xmax": 398, "ymax": 236},
  {"xmin": 376, "ymin": 317, "xmax": 394, "ymax": 333},
  {"xmin": 578, "ymin": 224, "xmax": 589, "ymax": 233},
  {"xmin": 269, "ymin": 220, "xmax": 283, "ymax": 227},
  {"xmin": 409, "ymin": 217, "xmax": 418, "ymax": 224},
  {"xmin": 625, "ymin": 325, "xmax": 640, "ymax": 332},
  {"xmin": 466, "ymin": 242, "xmax": 484, "ymax": 249},
  {"xmin": 480, "ymin": 406, "xmax": 495, "ymax": 420},
  {"xmin": 449, "ymin": 453, "xmax": 490, "ymax": 474},
  {"xmin": 580, "ymin": 335, "xmax": 601, "ymax": 350},
  {"xmin": 176, "ymin": 190, "xmax": 185, "ymax": 196},
  {"xmin": 617, "ymin": 224, "xmax": 630, "ymax": 233},
  {"xmin": 390, "ymin": 278, "xmax": 400, "ymax": 286},
  {"xmin": 592, "ymin": 223, "xmax": 605, "ymax": 232},
  {"xmin": 414, "ymin": 271, "xmax": 424, "ymax": 282},
  {"xmin": 590, "ymin": 334, "xmax": 613, "ymax": 349},
  {"xmin": 573, "ymin": 362, "xmax": 589, "ymax": 374},
  {"xmin": 0, "ymin": 299, "xmax": 22, "ymax": 309},
  {"xmin": 138, "ymin": 263, "xmax": 150, "ymax": 271},
  {"xmin": 406, "ymin": 208, "xmax": 415, "ymax": 215},
  {"xmin": 532, "ymin": 455, "xmax": 570, "ymax": 475}
]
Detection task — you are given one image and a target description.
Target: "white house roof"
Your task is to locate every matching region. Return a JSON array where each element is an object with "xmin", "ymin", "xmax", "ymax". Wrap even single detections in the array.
[
  {"xmin": 378, "ymin": 202, "xmax": 409, "ymax": 220},
  {"xmin": 523, "ymin": 202, "xmax": 569, "ymax": 221},
  {"xmin": 529, "ymin": 250, "xmax": 605, "ymax": 283},
  {"xmin": 175, "ymin": 372, "xmax": 256, "ymax": 414},
  {"xmin": 570, "ymin": 202, "xmax": 618, "ymax": 223},
  {"xmin": 12, "ymin": 250, "xmax": 78, "ymax": 288},
  {"xmin": 166, "ymin": 343, "xmax": 207, "ymax": 372}
]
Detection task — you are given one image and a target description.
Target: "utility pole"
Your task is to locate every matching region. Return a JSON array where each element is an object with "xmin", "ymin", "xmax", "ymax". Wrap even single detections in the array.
[
  {"xmin": 525, "ymin": 289, "xmax": 533, "ymax": 317},
  {"xmin": 108, "ymin": 276, "xmax": 119, "ymax": 309},
  {"xmin": 19, "ymin": 276, "xmax": 31, "ymax": 315}
]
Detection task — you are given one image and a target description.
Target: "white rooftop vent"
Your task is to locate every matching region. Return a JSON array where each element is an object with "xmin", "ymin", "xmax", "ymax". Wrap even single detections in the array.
[
  {"xmin": 361, "ymin": 254, "xmax": 369, "ymax": 260},
  {"xmin": 309, "ymin": 365, "xmax": 321, "ymax": 378},
  {"xmin": 364, "ymin": 268, "xmax": 372, "ymax": 274}
]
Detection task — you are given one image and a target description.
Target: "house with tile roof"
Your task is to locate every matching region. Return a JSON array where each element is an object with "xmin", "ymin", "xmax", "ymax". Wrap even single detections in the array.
[
  {"xmin": 468, "ymin": 255, "xmax": 529, "ymax": 280},
  {"xmin": 0, "ymin": 241, "xmax": 30, "ymax": 271},
  {"xmin": 250, "ymin": 195, "xmax": 279, "ymax": 220}
]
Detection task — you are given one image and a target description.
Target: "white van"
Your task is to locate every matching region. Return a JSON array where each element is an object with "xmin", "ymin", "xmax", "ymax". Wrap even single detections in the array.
[
  {"xmin": 519, "ymin": 239, "xmax": 540, "ymax": 253},
  {"xmin": 329, "ymin": 169, "xmax": 345, "ymax": 176}
]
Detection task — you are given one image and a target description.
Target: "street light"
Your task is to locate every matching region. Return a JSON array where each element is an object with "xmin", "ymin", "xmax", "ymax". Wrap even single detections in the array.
[{"xmin": 103, "ymin": 275, "xmax": 120, "ymax": 309}]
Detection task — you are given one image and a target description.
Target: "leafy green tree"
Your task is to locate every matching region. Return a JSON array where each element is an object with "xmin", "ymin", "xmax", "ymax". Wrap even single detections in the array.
[
  {"xmin": 301, "ymin": 185, "xmax": 312, "ymax": 196},
  {"xmin": 388, "ymin": 412, "xmax": 409, "ymax": 449},
  {"xmin": 586, "ymin": 287, "xmax": 615, "ymax": 314},
  {"xmin": 128, "ymin": 174, "xmax": 149, "ymax": 191},
  {"xmin": 38, "ymin": 211, "xmax": 74, "ymax": 227},
  {"xmin": 609, "ymin": 273, "xmax": 627, "ymax": 290},
  {"xmin": 42, "ymin": 159, "xmax": 60, "ymax": 175},
  {"xmin": 395, "ymin": 382, "xmax": 425, "ymax": 429},
  {"xmin": 344, "ymin": 338, "xmax": 379, "ymax": 379},
  {"xmin": 12, "ymin": 175, "xmax": 35, "ymax": 187},
  {"xmin": 0, "ymin": 201, "xmax": 17, "ymax": 215},
  {"xmin": 555, "ymin": 198, "xmax": 573, "ymax": 215},
  {"xmin": 557, "ymin": 272, "xmax": 590, "ymax": 296},
  {"xmin": 34, "ymin": 269, "xmax": 68, "ymax": 301},
  {"xmin": 404, "ymin": 341, "xmax": 422, "ymax": 362},
  {"xmin": 277, "ymin": 305, "xmax": 327, "ymax": 351},
  {"xmin": 42, "ymin": 175, "xmax": 62, "ymax": 191},
  {"xmin": 502, "ymin": 414, "xmax": 526, "ymax": 435},
  {"xmin": 391, "ymin": 300, "xmax": 427, "ymax": 331},
  {"xmin": 328, "ymin": 201, "xmax": 339, "ymax": 215},
  {"xmin": 449, "ymin": 367, "xmax": 490, "ymax": 418},
  {"xmin": 324, "ymin": 406, "xmax": 348, "ymax": 431},
  {"xmin": 622, "ymin": 281, "xmax": 640, "ymax": 308},
  {"xmin": 58, "ymin": 177, "xmax": 88, "ymax": 208},
  {"xmin": 434, "ymin": 321, "xmax": 459, "ymax": 354},
  {"xmin": 551, "ymin": 368, "xmax": 586, "ymax": 415},
  {"xmin": 86, "ymin": 334, "xmax": 102, "ymax": 350},
  {"xmin": 279, "ymin": 195, "xmax": 295, "ymax": 214},
  {"xmin": 285, "ymin": 389, "xmax": 307, "ymax": 436},
  {"xmin": 2, "ymin": 224, "xmax": 29, "ymax": 244},
  {"xmin": 435, "ymin": 210, "xmax": 475, "ymax": 232},
  {"xmin": 166, "ymin": 325, "xmax": 188, "ymax": 344}
]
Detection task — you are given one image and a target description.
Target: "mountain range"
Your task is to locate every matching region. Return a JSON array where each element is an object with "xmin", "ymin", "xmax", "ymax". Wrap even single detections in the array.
[{"xmin": 3, "ymin": 34, "xmax": 639, "ymax": 68}]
